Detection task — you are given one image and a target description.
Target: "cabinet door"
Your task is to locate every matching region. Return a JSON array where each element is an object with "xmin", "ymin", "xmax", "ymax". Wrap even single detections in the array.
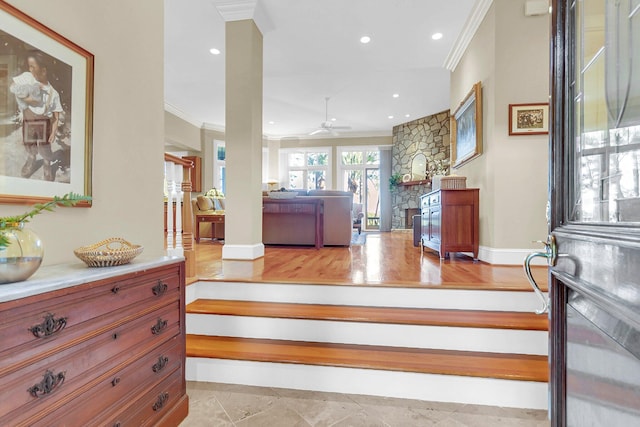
[
  {"xmin": 421, "ymin": 211, "xmax": 429, "ymax": 244},
  {"xmin": 429, "ymin": 207, "xmax": 441, "ymax": 244}
]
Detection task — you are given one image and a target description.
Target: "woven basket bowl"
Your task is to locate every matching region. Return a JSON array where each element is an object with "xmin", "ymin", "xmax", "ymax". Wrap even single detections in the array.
[{"xmin": 74, "ymin": 237, "xmax": 144, "ymax": 267}]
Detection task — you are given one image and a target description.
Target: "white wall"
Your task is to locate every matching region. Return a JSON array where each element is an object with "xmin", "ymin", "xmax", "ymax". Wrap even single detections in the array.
[
  {"xmin": 451, "ymin": 0, "xmax": 549, "ymax": 255},
  {"xmin": 3, "ymin": 0, "xmax": 165, "ymax": 265},
  {"xmin": 165, "ymin": 110, "xmax": 201, "ymax": 151}
]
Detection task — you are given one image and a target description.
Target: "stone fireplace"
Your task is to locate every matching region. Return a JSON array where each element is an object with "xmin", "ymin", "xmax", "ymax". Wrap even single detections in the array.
[
  {"xmin": 405, "ymin": 208, "xmax": 420, "ymax": 228},
  {"xmin": 391, "ymin": 110, "xmax": 450, "ymax": 229}
]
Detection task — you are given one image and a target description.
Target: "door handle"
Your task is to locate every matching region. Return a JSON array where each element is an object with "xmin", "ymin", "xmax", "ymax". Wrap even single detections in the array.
[{"xmin": 523, "ymin": 235, "xmax": 558, "ymax": 315}]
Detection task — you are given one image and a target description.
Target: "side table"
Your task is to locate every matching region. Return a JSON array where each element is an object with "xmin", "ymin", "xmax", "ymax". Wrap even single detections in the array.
[{"xmin": 195, "ymin": 213, "xmax": 225, "ymax": 243}]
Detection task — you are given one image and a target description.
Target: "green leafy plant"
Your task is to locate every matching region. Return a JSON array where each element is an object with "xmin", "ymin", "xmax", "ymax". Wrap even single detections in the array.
[
  {"xmin": 0, "ymin": 192, "xmax": 91, "ymax": 250},
  {"xmin": 389, "ymin": 173, "xmax": 403, "ymax": 190}
]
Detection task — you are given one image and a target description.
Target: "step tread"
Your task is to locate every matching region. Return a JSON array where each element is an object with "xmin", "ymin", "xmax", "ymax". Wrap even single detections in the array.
[
  {"xmin": 186, "ymin": 335, "xmax": 549, "ymax": 382},
  {"xmin": 186, "ymin": 299, "xmax": 548, "ymax": 331}
]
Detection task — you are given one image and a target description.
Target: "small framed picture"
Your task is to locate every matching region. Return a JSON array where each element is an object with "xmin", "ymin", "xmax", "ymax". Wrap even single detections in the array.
[{"xmin": 508, "ymin": 103, "xmax": 549, "ymax": 136}]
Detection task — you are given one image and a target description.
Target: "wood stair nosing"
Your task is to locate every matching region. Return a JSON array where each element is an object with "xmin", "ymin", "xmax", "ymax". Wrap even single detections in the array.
[
  {"xmin": 186, "ymin": 299, "xmax": 548, "ymax": 331},
  {"xmin": 186, "ymin": 334, "xmax": 549, "ymax": 383}
]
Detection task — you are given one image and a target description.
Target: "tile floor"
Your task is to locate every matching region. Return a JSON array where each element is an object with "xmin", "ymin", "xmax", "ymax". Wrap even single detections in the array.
[{"xmin": 180, "ymin": 382, "xmax": 550, "ymax": 427}]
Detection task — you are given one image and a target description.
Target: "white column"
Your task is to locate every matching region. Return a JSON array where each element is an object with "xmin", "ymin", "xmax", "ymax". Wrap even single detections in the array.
[
  {"xmin": 221, "ymin": 19, "xmax": 265, "ymax": 260},
  {"xmin": 173, "ymin": 163, "xmax": 184, "ymax": 256},
  {"xmin": 164, "ymin": 160, "xmax": 175, "ymax": 252}
]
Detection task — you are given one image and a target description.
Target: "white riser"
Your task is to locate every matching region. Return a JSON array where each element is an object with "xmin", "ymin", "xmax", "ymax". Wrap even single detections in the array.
[
  {"xmin": 186, "ymin": 357, "xmax": 549, "ymax": 410},
  {"xmin": 186, "ymin": 281, "xmax": 547, "ymax": 312},
  {"xmin": 187, "ymin": 314, "xmax": 548, "ymax": 355}
]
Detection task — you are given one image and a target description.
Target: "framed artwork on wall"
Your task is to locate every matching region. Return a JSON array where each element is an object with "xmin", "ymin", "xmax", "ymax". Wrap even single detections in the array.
[
  {"xmin": 508, "ymin": 103, "xmax": 549, "ymax": 136},
  {"xmin": 0, "ymin": 2, "xmax": 94, "ymax": 206},
  {"xmin": 451, "ymin": 81, "xmax": 482, "ymax": 169}
]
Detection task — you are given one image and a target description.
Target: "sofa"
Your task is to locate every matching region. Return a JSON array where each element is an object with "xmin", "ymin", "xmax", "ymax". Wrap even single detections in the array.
[{"xmin": 263, "ymin": 190, "xmax": 354, "ymax": 246}]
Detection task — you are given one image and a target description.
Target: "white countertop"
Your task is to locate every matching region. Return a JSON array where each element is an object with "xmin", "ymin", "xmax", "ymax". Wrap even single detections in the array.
[{"xmin": 0, "ymin": 255, "xmax": 184, "ymax": 303}]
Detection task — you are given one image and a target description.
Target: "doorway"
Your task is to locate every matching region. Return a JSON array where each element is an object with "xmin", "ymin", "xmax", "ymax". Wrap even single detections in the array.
[{"xmin": 338, "ymin": 148, "xmax": 380, "ymax": 231}]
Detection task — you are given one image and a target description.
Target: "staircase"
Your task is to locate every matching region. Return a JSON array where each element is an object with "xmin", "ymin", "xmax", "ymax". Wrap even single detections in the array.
[{"xmin": 185, "ymin": 280, "xmax": 549, "ymax": 409}]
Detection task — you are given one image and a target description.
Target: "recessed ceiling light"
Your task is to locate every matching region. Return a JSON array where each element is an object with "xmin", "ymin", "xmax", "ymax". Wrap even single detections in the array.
[
  {"xmin": 405, "ymin": 114, "xmax": 411, "ymax": 118},
  {"xmin": 360, "ymin": 35, "xmax": 371, "ymax": 44},
  {"xmin": 388, "ymin": 115, "xmax": 394, "ymax": 119},
  {"xmin": 268, "ymin": 121, "xmax": 275, "ymax": 125},
  {"xmin": 209, "ymin": 48, "xmax": 221, "ymax": 55},
  {"xmin": 392, "ymin": 93, "xmax": 399, "ymax": 98},
  {"xmin": 431, "ymin": 33, "xmax": 443, "ymax": 40},
  {"xmin": 331, "ymin": 118, "xmax": 337, "ymax": 122}
]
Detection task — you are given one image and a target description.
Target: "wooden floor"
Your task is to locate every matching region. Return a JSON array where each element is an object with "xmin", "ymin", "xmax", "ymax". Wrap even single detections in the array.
[{"xmin": 192, "ymin": 231, "xmax": 548, "ymax": 291}]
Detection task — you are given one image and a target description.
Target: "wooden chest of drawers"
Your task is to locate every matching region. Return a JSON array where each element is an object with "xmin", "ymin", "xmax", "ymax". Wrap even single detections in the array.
[
  {"xmin": 420, "ymin": 189, "xmax": 479, "ymax": 260},
  {"xmin": 0, "ymin": 259, "xmax": 188, "ymax": 427}
]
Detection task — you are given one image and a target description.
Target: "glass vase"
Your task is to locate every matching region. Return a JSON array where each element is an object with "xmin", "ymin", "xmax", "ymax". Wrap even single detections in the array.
[{"xmin": 0, "ymin": 222, "xmax": 44, "ymax": 284}]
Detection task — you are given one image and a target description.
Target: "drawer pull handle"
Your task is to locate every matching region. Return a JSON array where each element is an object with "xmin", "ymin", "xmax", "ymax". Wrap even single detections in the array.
[
  {"xmin": 152, "ymin": 355, "xmax": 169, "ymax": 373},
  {"xmin": 29, "ymin": 313, "xmax": 67, "ymax": 338},
  {"xmin": 28, "ymin": 370, "xmax": 66, "ymax": 398},
  {"xmin": 152, "ymin": 392, "xmax": 169, "ymax": 411},
  {"xmin": 151, "ymin": 318, "xmax": 168, "ymax": 335},
  {"xmin": 112, "ymin": 332, "xmax": 119, "ymax": 340},
  {"xmin": 111, "ymin": 285, "xmax": 120, "ymax": 294},
  {"xmin": 111, "ymin": 377, "xmax": 121, "ymax": 386},
  {"xmin": 152, "ymin": 281, "xmax": 168, "ymax": 296}
]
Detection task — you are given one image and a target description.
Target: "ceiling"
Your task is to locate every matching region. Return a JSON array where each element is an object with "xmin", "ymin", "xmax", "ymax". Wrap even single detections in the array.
[{"xmin": 164, "ymin": 0, "xmax": 477, "ymax": 140}]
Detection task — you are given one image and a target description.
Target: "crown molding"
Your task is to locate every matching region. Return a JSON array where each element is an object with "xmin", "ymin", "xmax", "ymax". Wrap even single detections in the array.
[
  {"xmin": 202, "ymin": 122, "xmax": 227, "ymax": 133},
  {"xmin": 211, "ymin": 0, "xmax": 257, "ymax": 22},
  {"xmin": 443, "ymin": 0, "xmax": 494, "ymax": 72},
  {"xmin": 265, "ymin": 130, "xmax": 392, "ymax": 142},
  {"xmin": 210, "ymin": 0, "xmax": 272, "ymax": 34},
  {"xmin": 164, "ymin": 103, "xmax": 204, "ymax": 129}
]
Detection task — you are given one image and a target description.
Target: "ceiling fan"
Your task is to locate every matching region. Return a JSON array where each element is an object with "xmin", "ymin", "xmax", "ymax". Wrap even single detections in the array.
[{"xmin": 309, "ymin": 97, "xmax": 352, "ymax": 136}]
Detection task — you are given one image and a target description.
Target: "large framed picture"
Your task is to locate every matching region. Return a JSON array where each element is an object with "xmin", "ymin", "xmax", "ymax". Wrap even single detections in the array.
[
  {"xmin": 0, "ymin": 2, "xmax": 94, "ymax": 206},
  {"xmin": 508, "ymin": 103, "xmax": 549, "ymax": 135},
  {"xmin": 451, "ymin": 81, "xmax": 482, "ymax": 169}
]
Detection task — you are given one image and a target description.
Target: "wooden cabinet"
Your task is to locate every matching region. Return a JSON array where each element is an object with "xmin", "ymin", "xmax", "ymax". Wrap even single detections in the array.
[
  {"xmin": 420, "ymin": 189, "xmax": 479, "ymax": 260},
  {"xmin": 183, "ymin": 155, "xmax": 202, "ymax": 193},
  {"xmin": 0, "ymin": 260, "xmax": 188, "ymax": 427}
]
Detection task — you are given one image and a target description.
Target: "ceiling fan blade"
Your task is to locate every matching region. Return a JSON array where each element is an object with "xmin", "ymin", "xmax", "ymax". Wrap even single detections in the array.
[{"xmin": 309, "ymin": 129, "xmax": 325, "ymax": 136}]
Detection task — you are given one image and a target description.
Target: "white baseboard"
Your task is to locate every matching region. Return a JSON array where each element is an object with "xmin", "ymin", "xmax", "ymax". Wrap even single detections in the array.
[
  {"xmin": 222, "ymin": 243, "xmax": 265, "ymax": 260},
  {"xmin": 479, "ymin": 246, "xmax": 548, "ymax": 266},
  {"xmin": 186, "ymin": 358, "xmax": 549, "ymax": 410}
]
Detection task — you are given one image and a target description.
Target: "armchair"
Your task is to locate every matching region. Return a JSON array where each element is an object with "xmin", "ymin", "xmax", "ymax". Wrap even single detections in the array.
[{"xmin": 353, "ymin": 203, "xmax": 365, "ymax": 234}]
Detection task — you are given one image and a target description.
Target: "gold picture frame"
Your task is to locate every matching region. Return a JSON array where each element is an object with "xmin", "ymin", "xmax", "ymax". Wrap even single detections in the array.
[
  {"xmin": 451, "ymin": 81, "xmax": 482, "ymax": 169},
  {"xmin": 508, "ymin": 103, "xmax": 549, "ymax": 135},
  {"xmin": 0, "ymin": 2, "xmax": 94, "ymax": 206}
]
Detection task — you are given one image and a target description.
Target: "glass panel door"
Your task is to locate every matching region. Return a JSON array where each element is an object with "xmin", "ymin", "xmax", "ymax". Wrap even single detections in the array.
[
  {"xmin": 570, "ymin": 0, "xmax": 640, "ymax": 223},
  {"xmin": 365, "ymin": 168, "xmax": 380, "ymax": 229}
]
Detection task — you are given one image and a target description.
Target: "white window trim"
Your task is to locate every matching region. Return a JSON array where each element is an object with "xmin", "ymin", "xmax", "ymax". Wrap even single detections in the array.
[
  {"xmin": 336, "ymin": 146, "xmax": 380, "ymax": 192},
  {"xmin": 280, "ymin": 147, "xmax": 332, "ymax": 190},
  {"xmin": 213, "ymin": 140, "xmax": 225, "ymax": 193}
]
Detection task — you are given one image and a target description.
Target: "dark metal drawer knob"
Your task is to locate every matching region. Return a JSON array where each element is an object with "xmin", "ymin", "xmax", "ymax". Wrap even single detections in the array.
[
  {"xmin": 152, "ymin": 392, "xmax": 169, "ymax": 411},
  {"xmin": 152, "ymin": 280, "xmax": 168, "ymax": 296},
  {"xmin": 28, "ymin": 370, "xmax": 66, "ymax": 398},
  {"xmin": 151, "ymin": 318, "xmax": 168, "ymax": 335},
  {"xmin": 29, "ymin": 313, "xmax": 67, "ymax": 338},
  {"xmin": 152, "ymin": 355, "xmax": 169, "ymax": 373}
]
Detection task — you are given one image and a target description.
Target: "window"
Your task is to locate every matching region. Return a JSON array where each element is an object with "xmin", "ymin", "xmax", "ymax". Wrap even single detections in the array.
[
  {"xmin": 281, "ymin": 148, "xmax": 331, "ymax": 190},
  {"xmin": 214, "ymin": 140, "xmax": 225, "ymax": 194}
]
